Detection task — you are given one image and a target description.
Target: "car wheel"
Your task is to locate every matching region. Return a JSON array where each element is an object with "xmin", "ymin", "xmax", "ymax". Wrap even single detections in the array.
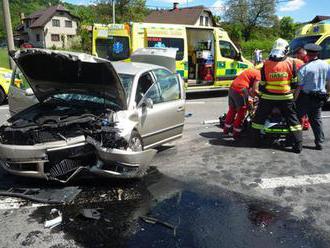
[
  {"xmin": 0, "ymin": 88, "xmax": 5, "ymax": 105},
  {"xmin": 127, "ymin": 130, "xmax": 144, "ymax": 152}
]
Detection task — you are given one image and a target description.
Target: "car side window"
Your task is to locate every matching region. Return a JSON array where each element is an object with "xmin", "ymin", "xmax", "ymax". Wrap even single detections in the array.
[
  {"xmin": 153, "ymin": 69, "xmax": 172, "ymax": 80},
  {"xmin": 219, "ymin": 41, "xmax": 237, "ymax": 59},
  {"xmin": 320, "ymin": 37, "xmax": 330, "ymax": 59},
  {"xmin": 157, "ymin": 74, "xmax": 181, "ymax": 102},
  {"xmin": 136, "ymin": 72, "xmax": 161, "ymax": 105}
]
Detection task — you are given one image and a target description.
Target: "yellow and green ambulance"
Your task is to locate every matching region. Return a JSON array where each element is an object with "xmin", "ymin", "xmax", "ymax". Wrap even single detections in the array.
[
  {"xmin": 290, "ymin": 19, "xmax": 330, "ymax": 64},
  {"xmin": 0, "ymin": 67, "xmax": 13, "ymax": 104},
  {"xmin": 92, "ymin": 22, "xmax": 253, "ymax": 92}
]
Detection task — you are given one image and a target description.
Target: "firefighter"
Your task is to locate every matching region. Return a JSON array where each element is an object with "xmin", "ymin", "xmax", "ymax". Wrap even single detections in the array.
[
  {"xmin": 251, "ymin": 38, "xmax": 303, "ymax": 153},
  {"xmin": 223, "ymin": 68, "xmax": 261, "ymax": 139}
]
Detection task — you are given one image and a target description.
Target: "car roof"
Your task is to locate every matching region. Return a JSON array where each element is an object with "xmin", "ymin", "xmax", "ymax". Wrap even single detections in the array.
[{"xmin": 112, "ymin": 61, "xmax": 164, "ymax": 76}]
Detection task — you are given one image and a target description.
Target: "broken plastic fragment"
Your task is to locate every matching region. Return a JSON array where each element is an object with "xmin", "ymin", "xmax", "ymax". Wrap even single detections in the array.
[
  {"xmin": 79, "ymin": 209, "xmax": 101, "ymax": 220},
  {"xmin": 44, "ymin": 208, "xmax": 62, "ymax": 229}
]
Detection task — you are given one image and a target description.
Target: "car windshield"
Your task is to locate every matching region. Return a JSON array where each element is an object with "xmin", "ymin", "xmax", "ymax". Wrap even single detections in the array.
[
  {"xmin": 289, "ymin": 35, "xmax": 322, "ymax": 54},
  {"xmin": 51, "ymin": 93, "xmax": 122, "ymax": 110},
  {"xmin": 95, "ymin": 36, "xmax": 130, "ymax": 61},
  {"xmin": 50, "ymin": 74, "xmax": 133, "ymax": 109}
]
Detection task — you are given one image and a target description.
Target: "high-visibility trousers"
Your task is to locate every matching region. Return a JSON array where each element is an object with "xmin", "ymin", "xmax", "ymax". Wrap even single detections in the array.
[{"xmin": 251, "ymin": 98, "xmax": 302, "ymax": 144}]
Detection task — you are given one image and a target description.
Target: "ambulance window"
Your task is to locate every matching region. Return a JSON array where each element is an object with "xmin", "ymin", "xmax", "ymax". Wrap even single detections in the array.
[
  {"xmin": 289, "ymin": 35, "xmax": 321, "ymax": 55},
  {"xmin": 147, "ymin": 37, "xmax": 184, "ymax": 61},
  {"xmin": 219, "ymin": 41, "xmax": 237, "ymax": 59},
  {"xmin": 95, "ymin": 36, "xmax": 130, "ymax": 61},
  {"xmin": 320, "ymin": 37, "xmax": 330, "ymax": 59}
]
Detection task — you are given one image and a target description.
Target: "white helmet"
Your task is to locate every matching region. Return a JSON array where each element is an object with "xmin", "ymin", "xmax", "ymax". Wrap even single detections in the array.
[{"xmin": 270, "ymin": 38, "xmax": 289, "ymax": 59}]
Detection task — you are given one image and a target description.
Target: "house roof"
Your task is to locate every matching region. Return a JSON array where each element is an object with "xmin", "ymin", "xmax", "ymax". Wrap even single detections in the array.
[
  {"xmin": 309, "ymin": 15, "xmax": 330, "ymax": 23},
  {"xmin": 24, "ymin": 5, "xmax": 79, "ymax": 29},
  {"xmin": 144, "ymin": 5, "xmax": 215, "ymax": 26}
]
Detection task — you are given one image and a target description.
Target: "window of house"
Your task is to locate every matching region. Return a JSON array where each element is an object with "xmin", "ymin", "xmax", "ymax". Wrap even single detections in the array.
[
  {"xmin": 219, "ymin": 41, "xmax": 238, "ymax": 59},
  {"xmin": 205, "ymin": 17, "xmax": 209, "ymax": 26},
  {"xmin": 52, "ymin": 19, "xmax": 60, "ymax": 27},
  {"xmin": 36, "ymin": 34, "xmax": 40, "ymax": 42},
  {"xmin": 65, "ymin": 20, "xmax": 73, "ymax": 28},
  {"xmin": 51, "ymin": 34, "xmax": 60, "ymax": 42},
  {"xmin": 200, "ymin": 16, "xmax": 204, "ymax": 26}
]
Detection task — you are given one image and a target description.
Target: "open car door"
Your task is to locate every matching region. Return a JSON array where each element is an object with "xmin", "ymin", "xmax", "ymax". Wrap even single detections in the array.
[{"xmin": 131, "ymin": 47, "xmax": 178, "ymax": 73}]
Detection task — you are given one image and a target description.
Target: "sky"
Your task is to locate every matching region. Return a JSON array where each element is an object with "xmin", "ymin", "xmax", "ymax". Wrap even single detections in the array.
[{"xmin": 65, "ymin": 0, "xmax": 330, "ymax": 23}]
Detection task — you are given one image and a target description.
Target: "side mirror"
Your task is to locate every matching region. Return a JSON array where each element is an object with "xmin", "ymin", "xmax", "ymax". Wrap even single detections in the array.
[
  {"xmin": 140, "ymin": 98, "xmax": 153, "ymax": 109},
  {"xmin": 25, "ymin": 88, "xmax": 34, "ymax": 96}
]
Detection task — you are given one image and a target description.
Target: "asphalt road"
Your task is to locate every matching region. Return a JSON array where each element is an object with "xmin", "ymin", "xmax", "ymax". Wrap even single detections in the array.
[{"xmin": 0, "ymin": 95, "xmax": 330, "ymax": 247}]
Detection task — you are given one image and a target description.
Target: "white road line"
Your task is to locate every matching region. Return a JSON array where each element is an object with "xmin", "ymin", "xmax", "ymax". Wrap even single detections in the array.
[
  {"xmin": 258, "ymin": 173, "xmax": 330, "ymax": 189},
  {"xmin": 186, "ymin": 101, "xmax": 206, "ymax": 104},
  {"xmin": 322, "ymin": 115, "xmax": 330, "ymax": 118},
  {"xmin": 0, "ymin": 106, "xmax": 9, "ymax": 110}
]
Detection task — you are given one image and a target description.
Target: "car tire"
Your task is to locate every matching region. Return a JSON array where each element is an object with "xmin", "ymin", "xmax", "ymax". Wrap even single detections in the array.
[
  {"xmin": 0, "ymin": 88, "xmax": 5, "ymax": 105},
  {"xmin": 127, "ymin": 130, "xmax": 144, "ymax": 152},
  {"xmin": 127, "ymin": 130, "xmax": 146, "ymax": 178}
]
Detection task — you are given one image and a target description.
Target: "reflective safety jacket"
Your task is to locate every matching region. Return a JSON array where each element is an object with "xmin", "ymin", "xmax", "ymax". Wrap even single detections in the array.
[{"xmin": 259, "ymin": 58, "xmax": 302, "ymax": 100}]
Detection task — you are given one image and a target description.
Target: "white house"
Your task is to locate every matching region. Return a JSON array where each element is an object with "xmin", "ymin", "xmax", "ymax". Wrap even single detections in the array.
[{"xmin": 16, "ymin": 5, "xmax": 79, "ymax": 49}]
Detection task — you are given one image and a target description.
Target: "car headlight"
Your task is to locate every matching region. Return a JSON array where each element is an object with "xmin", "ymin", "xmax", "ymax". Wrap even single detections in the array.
[{"xmin": 3, "ymin": 72, "xmax": 12, "ymax": 80}]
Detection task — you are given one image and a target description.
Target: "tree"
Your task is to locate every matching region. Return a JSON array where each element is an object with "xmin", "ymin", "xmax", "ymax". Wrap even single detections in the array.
[
  {"xmin": 224, "ymin": 0, "xmax": 276, "ymax": 41},
  {"xmin": 94, "ymin": 0, "xmax": 148, "ymax": 24},
  {"xmin": 279, "ymin": 16, "xmax": 296, "ymax": 40}
]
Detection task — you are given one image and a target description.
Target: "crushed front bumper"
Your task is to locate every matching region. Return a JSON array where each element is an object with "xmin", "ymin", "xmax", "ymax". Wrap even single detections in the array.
[{"xmin": 0, "ymin": 136, "xmax": 157, "ymax": 182}]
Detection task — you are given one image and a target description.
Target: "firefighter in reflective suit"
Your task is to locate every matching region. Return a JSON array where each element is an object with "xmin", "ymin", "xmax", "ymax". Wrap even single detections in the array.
[{"xmin": 251, "ymin": 38, "xmax": 303, "ymax": 153}]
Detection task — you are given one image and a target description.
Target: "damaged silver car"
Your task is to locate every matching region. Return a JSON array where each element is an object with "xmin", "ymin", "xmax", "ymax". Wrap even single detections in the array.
[{"xmin": 0, "ymin": 49, "xmax": 185, "ymax": 182}]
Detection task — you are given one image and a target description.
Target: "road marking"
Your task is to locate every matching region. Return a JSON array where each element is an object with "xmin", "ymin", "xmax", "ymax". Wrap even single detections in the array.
[
  {"xmin": 203, "ymin": 119, "xmax": 219, "ymax": 124},
  {"xmin": 258, "ymin": 173, "xmax": 330, "ymax": 189},
  {"xmin": 0, "ymin": 105, "xmax": 9, "ymax": 110},
  {"xmin": 0, "ymin": 197, "xmax": 47, "ymax": 210},
  {"xmin": 322, "ymin": 115, "xmax": 330, "ymax": 119},
  {"xmin": 186, "ymin": 101, "xmax": 205, "ymax": 104}
]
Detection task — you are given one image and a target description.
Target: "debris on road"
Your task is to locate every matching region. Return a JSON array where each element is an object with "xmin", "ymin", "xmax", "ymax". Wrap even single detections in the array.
[
  {"xmin": 202, "ymin": 119, "xmax": 219, "ymax": 125},
  {"xmin": 117, "ymin": 189, "xmax": 124, "ymax": 201},
  {"xmin": 79, "ymin": 208, "xmax": 101, "ymax": 220},
  {"xmin": 185, "ymin": 113, "xmax": 192, "ymax": 118},
  {"xmin": 0, "ymin": 187, "xmax": 81, "ymax": 205},
  {"xmin": 140, "ymin": 216, "xmax": 176, "ymax": 230},
  {"xmin": 44, "ymin": 208, "xmax": 62, "ymax": 229}
]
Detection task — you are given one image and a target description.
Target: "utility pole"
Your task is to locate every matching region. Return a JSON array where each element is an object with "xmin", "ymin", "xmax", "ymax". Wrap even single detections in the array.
[
  {"xmin": 112, "ymin": 0, "xmax": 116, "ymax": 24},
  {"xmin": 2, "ymin": 0, "xmax": 15, "ymax": 69}
]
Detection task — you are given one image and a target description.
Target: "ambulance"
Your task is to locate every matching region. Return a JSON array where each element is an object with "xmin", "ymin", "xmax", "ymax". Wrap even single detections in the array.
[
  {"xmin": 92, "ymin": 22, "xmax": 253, "ymax": 92},
  {"xmin": 290, "ymin": 19, "xmax": 330, "ymax": 64}
]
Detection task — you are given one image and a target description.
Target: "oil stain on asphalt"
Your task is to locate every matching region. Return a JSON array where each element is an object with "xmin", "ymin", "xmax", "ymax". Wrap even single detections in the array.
[{"xmin": 20, "ymin": 168, "xmax": 329, "ymax": 248}]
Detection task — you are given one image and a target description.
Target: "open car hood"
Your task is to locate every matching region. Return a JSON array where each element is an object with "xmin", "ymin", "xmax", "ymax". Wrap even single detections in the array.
[{"xmin": 10, "ymin": 49, "xmax": 127, "ymax": 110}]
